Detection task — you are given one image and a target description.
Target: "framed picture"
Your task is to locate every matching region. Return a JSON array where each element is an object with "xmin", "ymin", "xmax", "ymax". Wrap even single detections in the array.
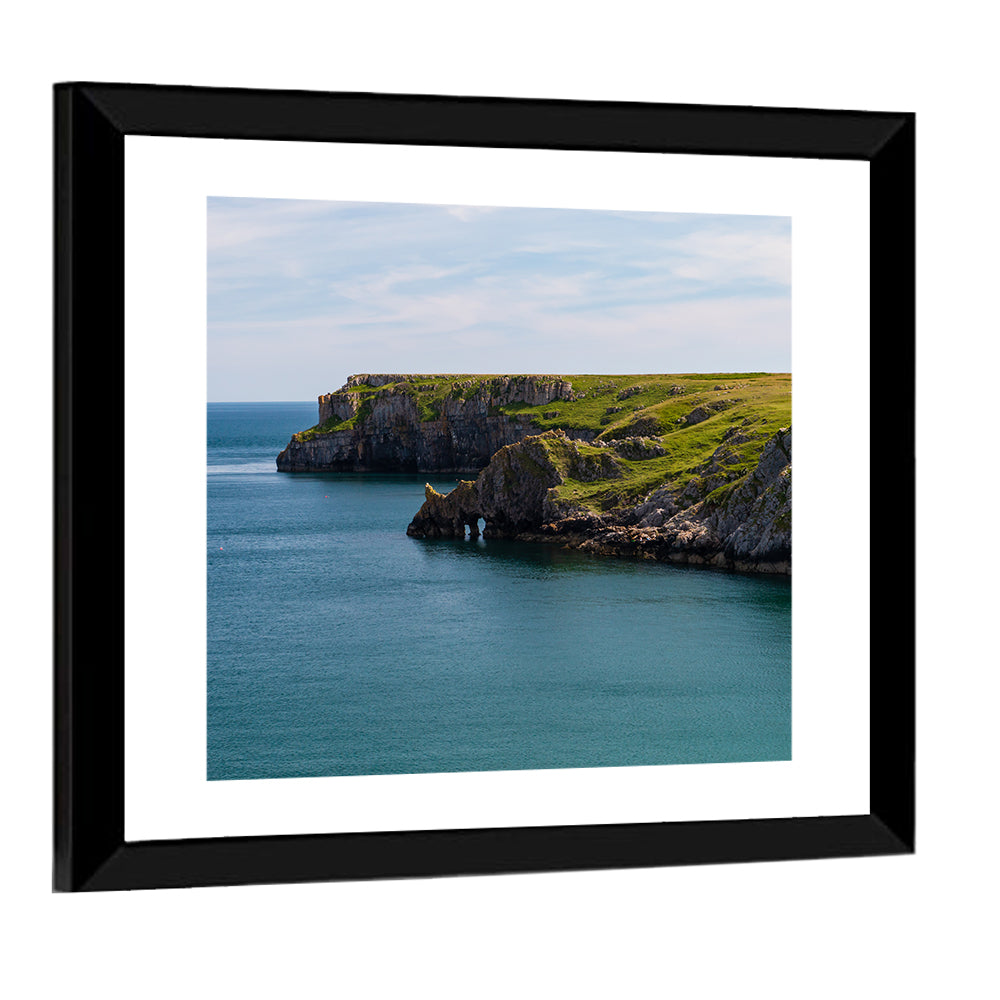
[{"xmin": 54, "ymin": 83, "xmax": 914, "ymax": 891}]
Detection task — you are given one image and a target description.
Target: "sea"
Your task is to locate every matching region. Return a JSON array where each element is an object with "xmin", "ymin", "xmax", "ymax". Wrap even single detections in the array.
[{"xmin": 207, "ymin": 401, "xmax": 791, "ymax": 780}]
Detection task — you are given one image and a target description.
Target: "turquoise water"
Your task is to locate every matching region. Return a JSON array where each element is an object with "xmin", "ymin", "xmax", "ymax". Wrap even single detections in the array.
[{"xmin": 207, "ymin": 402, "xmax": 791, "ymax": 780}]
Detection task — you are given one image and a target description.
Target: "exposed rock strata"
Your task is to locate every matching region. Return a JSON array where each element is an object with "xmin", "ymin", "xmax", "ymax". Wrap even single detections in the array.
[
  {"xmin": 278, "ymin": 374, "xmax": 587, "ymax": 473},
  {"xmin": 406, "ymin": 428, "xmax": 791, "ymax": 575},
  {"xmin": 407, "ymin": 481, "xmax": 483, "ymax": 539},
  {"xmin": 573, "ymin": 429, "xmax": 791, "ymax": 573}
]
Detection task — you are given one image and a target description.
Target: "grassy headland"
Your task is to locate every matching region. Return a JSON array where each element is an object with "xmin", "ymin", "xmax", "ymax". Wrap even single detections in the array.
[{"xmin": 292, "ymin": 372, "xmax": 789, "ymax": 513}]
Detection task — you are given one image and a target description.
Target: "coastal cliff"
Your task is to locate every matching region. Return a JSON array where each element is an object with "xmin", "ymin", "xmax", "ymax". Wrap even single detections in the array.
[
  {"xmin": 278, "ymin": 372, "xmax": 791, "ymax": 573},
  {"xmin": 407, "ymin": 427, "xmax": 791, "ymax": 574},
  {"xmin": 276, "ymin": 374, "xmax": 589, "ymax": 473}
]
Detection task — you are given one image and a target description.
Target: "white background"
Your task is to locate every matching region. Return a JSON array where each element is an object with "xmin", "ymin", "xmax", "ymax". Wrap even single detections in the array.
[{"xmin": 1, "ymin": 3, "xmax": 993, "ymax": 998}]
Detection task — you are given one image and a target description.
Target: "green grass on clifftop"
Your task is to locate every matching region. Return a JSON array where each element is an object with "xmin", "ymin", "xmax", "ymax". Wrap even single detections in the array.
[
  {"xmin": 500, "ymin": 373, "xmax": 789, "ymax": 511},
  {"xmin": 291, "ymin": 373, "xmax": 791, "ymax": 508}
]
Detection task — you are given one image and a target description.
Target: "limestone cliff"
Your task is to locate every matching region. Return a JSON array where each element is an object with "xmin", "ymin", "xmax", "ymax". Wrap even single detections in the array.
[
  {"xmin": 276, "ymin": 374, "xmax": 586, "ymax": 473},
  {"xmin": 574, "ymin": 428, "xmax": 791, "ymax": 573},
  {"xmin": 279, "ymin": 372, "xmax": 791, "ymax": 573},
  {"xmin": 407, "ymin": 480, "xmax": 484, "ymax": 539},
  {"xmin": 407, "ymin": 427, "xmax": 791, "ymax": 575}
]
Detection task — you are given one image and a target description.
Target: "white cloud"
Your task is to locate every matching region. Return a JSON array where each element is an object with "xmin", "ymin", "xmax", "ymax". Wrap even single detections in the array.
[
  {"xmin": 208, "ymin": 198, "xmax": 790, "ymax": 399},
  {"xmin": 445, "ymin": 205, "xmax": 500, "ymax": 222},
  {"xmin": 662, "ymin": 230, "xmax": 791, "ymax": 286}
]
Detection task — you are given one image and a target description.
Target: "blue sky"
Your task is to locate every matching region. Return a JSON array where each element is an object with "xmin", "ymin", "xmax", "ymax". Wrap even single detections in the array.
[{"xmin": 208, "ymin": 197, "xmax": 790, "ymax": 401}]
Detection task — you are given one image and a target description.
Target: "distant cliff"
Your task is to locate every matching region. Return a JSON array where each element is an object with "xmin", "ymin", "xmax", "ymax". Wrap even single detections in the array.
[
  {"xmin": 276, "ymin": 374, "xmax": 589, "ymax": 472},
  {"xmin": 276, "ymin": 372, "xmax": 790, "ymax": 475}
]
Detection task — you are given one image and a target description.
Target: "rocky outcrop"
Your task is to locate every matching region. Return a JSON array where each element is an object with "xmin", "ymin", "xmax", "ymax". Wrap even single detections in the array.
[
  {"xmin": 277, "ymin": 375, "xmax": 587, "ymax": 473},
  {"xmin": 476, "ymin": 432, "xmax": 573, "ymax": 536},
  {"xmin": 407, "ymin": 427, "xmax": 792, "ymax": 575},
  {"xmin": 407, "ymin": 430, "xmax": 613, "ymax": 540},
  {"xmin": 678, "ymin": 399, "xmax": 734, "ymax": 427},
  {"xmin": 575, "ymin": 429, "xmax": 791, "ymax": 573},
  {"xmin": 407, "ymin": 430, "xmax": 572, "ymax": 539},
  {"xmin": 318, "ymin": 391, "xmax": 361, "ymax": 424},
  {"xmin": 606, "ymin": 436, "xmax": 667, "ymax": 461},
  {"xmin": 406, "ymin": 481, "xmax": 483, "ymax": 539}
]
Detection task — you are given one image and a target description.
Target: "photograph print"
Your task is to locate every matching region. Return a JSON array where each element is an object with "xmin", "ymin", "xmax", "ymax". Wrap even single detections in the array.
[{"xmin": 207, "ymin": 196, "xmax": 792, "ymax": 782}]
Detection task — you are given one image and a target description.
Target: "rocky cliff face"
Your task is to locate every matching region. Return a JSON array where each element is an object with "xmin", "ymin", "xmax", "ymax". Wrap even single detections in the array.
[
  {"xmin": 277, "ymin": 374, "xmax": 586, "ymax": 473},
  {"xmin": 407, "ymin": 427, "xmax": 791, "ymax": 574},
  {"xmin": 575, "ymin": 428, "xmax": 791, "ymax": 573},
  {"xmin": 407, "ymin": 480, "xmax": 484, "ymax": 539},
  {"xmin": 279, "ymin": 372, "xmax": 791, "ymax": 574}
]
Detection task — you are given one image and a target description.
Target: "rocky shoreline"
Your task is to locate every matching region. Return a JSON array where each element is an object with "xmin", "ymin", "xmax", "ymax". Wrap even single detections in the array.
[
  {"xmin": 278, "ymin": 373, "xmax": 791, "ymax": 575},
  {"xmin": 406, "ymin": 427, "xmax": 791, "ymax": 575}
]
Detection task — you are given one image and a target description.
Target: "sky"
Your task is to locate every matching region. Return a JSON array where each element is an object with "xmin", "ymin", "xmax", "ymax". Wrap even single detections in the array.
[{"xmin": 207, "ymin": 197, "xmax": 791, "ymax": 402}]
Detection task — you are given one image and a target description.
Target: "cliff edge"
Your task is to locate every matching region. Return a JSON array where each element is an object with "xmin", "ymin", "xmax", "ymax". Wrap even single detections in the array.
[
  {"xmin": 276, "ymin": 374, "xmax": 588, "ymax": 473},
  {"xmin": 276, "ymin": 372, "xmax": 790, "ymax": 477},
  {"xmin": 278, "ymin": 372, "xmax": 791, "ymax": 574},
  {"xmin": 407, "ymin": 426, "xmax": 791, "ymax": 575}
]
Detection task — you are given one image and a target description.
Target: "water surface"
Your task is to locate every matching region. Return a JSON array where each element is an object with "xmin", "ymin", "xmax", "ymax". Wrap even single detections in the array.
[{"xmin": 208, "ymin": 401, "xmax": 791, "ymax": 780}]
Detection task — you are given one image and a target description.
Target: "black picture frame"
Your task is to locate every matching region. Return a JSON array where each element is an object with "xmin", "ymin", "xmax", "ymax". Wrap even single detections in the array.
[{"xmin": 54, "ymin": 82, "xmax": 914, "ymax": 892}]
